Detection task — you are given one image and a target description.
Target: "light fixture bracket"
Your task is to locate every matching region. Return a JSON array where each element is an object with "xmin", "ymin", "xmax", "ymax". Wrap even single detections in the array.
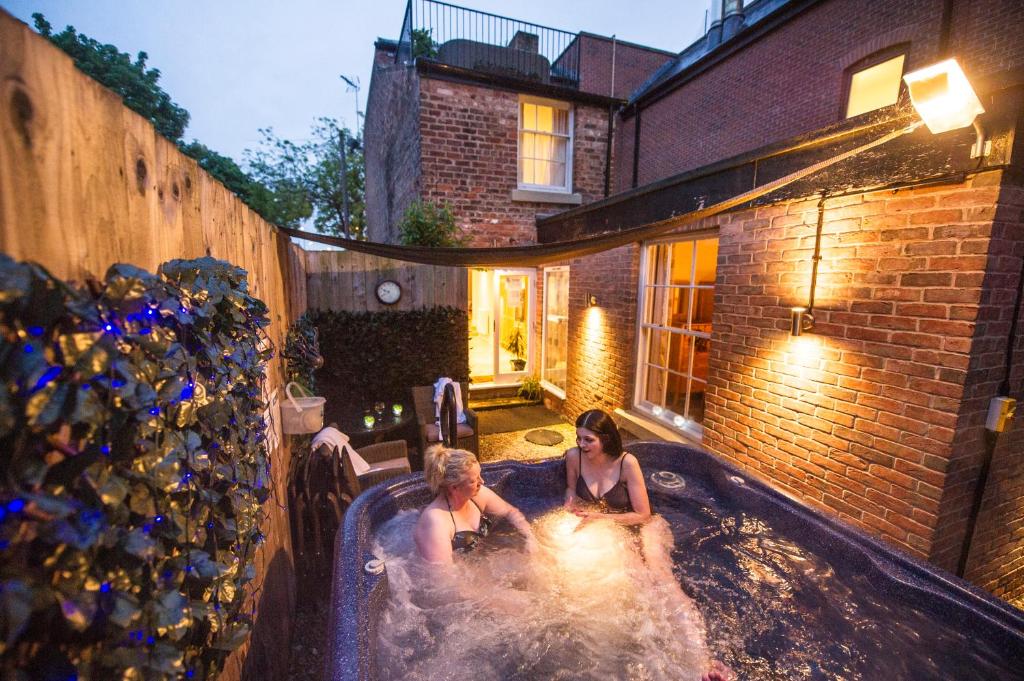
[{"xmin": 790, "ymin": 307, "xmax": 815, "ymax": 337}]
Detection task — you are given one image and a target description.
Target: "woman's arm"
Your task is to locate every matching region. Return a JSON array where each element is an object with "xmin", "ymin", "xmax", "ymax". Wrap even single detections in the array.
[
  {"xmin": 576, "ymin": 453, "xmax": 652, "ymax": 526},
  {"xmin": 475, "ymin": 485, "xmax": 535, "ymax": 541},
  {"xmin": 414, "ymin": 508, "xmax": 454, "ymax": 564},
  {"xmin": 563, "ymin": 447, "xmax": 580, "ymax": 508}
]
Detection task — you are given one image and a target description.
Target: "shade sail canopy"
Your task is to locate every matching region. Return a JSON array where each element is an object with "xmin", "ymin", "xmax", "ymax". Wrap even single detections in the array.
[{"xmin": 278, "ymin": 122, "xmax": 920, "ymax": 267}]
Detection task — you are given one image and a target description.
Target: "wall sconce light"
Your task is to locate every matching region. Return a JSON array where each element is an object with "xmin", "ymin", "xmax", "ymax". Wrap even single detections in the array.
[
  {"xmin": 587, "ymin": 293, "xmax": 598, "ymax": 307},
  {"xmin": 790, "ymin": 306, "xmax": 815, "ymax": 337},
  {"xmin": 903, "ymin": 58, "xmax": 989, "ymax": 157}
]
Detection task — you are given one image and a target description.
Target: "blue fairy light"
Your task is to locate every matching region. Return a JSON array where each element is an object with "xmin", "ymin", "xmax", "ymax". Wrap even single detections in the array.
[
  {"xmin": 139, "ymin": 327, "xmax": 151, "ymax": 335},
  {"xmin": 100, "ymin": 445, "xmax": 111, "ymax": 455},
  {"xmin": 103, "ymin": 323, "xmax": 114, "ymax": 333},
  {"xmin": 146, "ymin": 635, "xmax": 155, "ymax": 645},
  {"xmin": 149, "ymin": 407, "xmax": 160, "ymax": 416},
  {"xmin": 142, "ymin": 524, "xmax": 152, "ymax": 534},
  {"xmin": 206, "ymin": 521, "xmax": 214, "ymax": 529},
  {"xmin": 100, "ymin": 582, "xmax": 111, "ymax": 593},
  {"xmin": 80, "ymin": 383, "xmax": 91, "ymax": 391},
  {"xmin": 179, "ymin": 384, "xmax": 194, "ymax": 400},
  {"xmin": 0, "ymin": 507, "xmax": 7, "ymax": 521},
  {"xmin": 154, "ymin": 515, "xmax": 164, "ymax": 524},
  {"xmin": 23, "ymin": 344, "xmax": 33, "ymax": 354},
  {"xmin": 7, "ymin": 499, "xmax": 25, "ymax": 513},
  {"xmin": 111, "ymin": 379, "xmax": 125, "ymax": 388},
  {"xmin": 28, "ymin": 325, "xmax": 43, "ymax": 336},
  {"xmin": 32, "ymin": 366, "xmax": 62, "ymax": 393},
  {"xmin": 186, "ymin": 670, "xmax": 195, "ymax": 678}
]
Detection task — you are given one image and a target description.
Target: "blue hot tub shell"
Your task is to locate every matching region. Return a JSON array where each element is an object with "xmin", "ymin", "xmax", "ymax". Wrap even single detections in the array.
[{"xmin": 325, "ymin": 442, "xmax": 1024, "ymax": 680}]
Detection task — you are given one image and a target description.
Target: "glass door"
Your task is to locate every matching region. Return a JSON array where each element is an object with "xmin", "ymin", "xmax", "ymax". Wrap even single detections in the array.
[
  {"xmin": 468, "ymin": 269, "xmax": 534, "ymax": 385},
  {"xmin": 542, "ymin": 267, "xmax": 569, "ymax": 396}
]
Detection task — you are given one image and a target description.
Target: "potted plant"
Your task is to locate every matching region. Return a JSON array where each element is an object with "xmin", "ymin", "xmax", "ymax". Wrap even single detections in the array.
[{"xmin": 503, "ymin": 327, "xmax": 527, "ymax": 371}]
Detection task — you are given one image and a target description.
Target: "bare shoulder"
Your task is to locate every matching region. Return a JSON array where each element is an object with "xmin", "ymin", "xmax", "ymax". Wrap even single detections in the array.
[
  {"xmin": 622, "ymin": 451, "xmax": 644, "ymax": 476},
  {"xmin": 417, "ymin": 506, "xmax": 449, "ymax": 532},
  {"xmin": 565, "ymin": 446, "xmax": 580, "ymax": 462}
]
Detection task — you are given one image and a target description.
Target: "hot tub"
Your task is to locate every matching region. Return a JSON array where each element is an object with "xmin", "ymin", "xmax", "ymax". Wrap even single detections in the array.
[{"xmin": 326, "ymin": 442, "xmax": 1024, "ymax": 680}]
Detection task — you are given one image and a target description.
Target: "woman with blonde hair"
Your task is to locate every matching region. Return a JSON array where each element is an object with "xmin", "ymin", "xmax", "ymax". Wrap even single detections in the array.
[{"xmin": 414, "ymin": 447, "xmax": 536, "ymax": 563}]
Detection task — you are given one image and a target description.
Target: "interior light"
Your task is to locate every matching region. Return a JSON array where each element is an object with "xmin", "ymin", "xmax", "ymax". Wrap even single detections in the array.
[
  {"xmin": 790, "ymin": 306, "xmax": 814, "ymax": 337},
  {"xmin": 652, "ymin": 405, "xmax": 664, "ymax": 416},
  {"xmin": 672, "ymin": 415, "xmax": 685, "ymax": 428},
  {"xmin": 903, "ymin": 58, "xmax": 988, "ymax": 156}
]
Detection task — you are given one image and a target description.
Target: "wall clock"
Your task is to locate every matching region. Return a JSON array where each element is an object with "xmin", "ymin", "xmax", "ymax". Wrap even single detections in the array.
[{"xmin": 375, "ymin": 279, "xmax": 402, "ymax": 305}]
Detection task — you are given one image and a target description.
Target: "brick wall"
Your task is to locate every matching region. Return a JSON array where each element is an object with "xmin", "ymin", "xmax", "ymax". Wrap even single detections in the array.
[
  {"xmin": 418, "ymin": 77, "xmax": 610, "ymax": 247},
  {"xmin": 701, "ymin": 173, "xmax": 1014, "ymax": 562},
  {"xmin": 623, "ymin": 0, "xmax": 944, "ymax": 188},
  {"xmin": 935, "ymin": 179, "xmax": 1024, "ymax": 604},
  {"xmin": 562, "ymin": 244, "xmax": 640, "ymax": 420},
  {"xmin": 364, "ymin": 54, "xmax": 422, "ymax": 243},
  {"xmin": 576, "ymin": 34, "xmax": 674, "ymax": 100},
  {"xmin": 949, "ymin": 0, "xmax": 1024, "ymax": 78}
]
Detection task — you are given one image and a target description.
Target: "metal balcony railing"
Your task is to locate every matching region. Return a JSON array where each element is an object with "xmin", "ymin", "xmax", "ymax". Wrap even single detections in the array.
[{"xmin": 396, "ymin": 0, "xmax": 581, "ymax": 89}]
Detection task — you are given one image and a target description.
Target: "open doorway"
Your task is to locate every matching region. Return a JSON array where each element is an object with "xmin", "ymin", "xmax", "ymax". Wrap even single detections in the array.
[{"xmin": 469, "ymin": 268, "xmax": 534, "ymax": 386}]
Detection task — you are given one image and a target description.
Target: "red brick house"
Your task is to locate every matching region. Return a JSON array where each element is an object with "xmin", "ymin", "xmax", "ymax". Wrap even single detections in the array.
[
  {"xmin": 365, "ymin": 0, "xmax": 1024, "ymax": 605},
  {"xmin": 364, "ymin": 0, "xmax": 673, "ymax": 387}
]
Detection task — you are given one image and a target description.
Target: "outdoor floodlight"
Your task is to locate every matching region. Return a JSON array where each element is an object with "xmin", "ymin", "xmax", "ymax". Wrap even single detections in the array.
[
  {"xmin": 903, "ymin": 58, "xmax": 989, "ymax": 157},
  {"xmin": 790, "ymin": 306, "xmax": 814, "ymax": 337}
]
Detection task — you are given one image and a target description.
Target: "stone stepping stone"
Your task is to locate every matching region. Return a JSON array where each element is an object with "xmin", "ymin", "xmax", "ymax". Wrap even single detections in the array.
[{"xmin": 524, "ymin": 429, "xmax": 564, "ymax": 446}]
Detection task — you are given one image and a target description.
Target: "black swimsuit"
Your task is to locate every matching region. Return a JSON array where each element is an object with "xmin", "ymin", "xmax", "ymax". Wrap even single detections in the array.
[
  {"xmin": 575, "ymin": 452, "xmax": 634, "ymax": 513},
  {"xmin": 447, "ymin": 496, "xmax": 491, "ymax": 553}
]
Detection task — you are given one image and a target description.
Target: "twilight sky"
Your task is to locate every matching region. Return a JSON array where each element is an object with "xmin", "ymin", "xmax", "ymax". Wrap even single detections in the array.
[{"xmin": 3, "ymin": 1, "xmax": 708, "ymax": 162}]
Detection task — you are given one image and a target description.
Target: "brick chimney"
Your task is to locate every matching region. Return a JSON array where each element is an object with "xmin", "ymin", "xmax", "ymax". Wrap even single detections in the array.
[{"xmin": 508, "ymin": 30, "xmax": 540, "ymax": 53}]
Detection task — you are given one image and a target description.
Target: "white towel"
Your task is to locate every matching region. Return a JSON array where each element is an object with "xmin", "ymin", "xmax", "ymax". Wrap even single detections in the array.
[
  {"xmin": 433, "ymin": 377, "xmax": 467, "ymax": 425},
  {"xmin": 312, "ymin": 426, "xmax": 371, "ymax": 476}
]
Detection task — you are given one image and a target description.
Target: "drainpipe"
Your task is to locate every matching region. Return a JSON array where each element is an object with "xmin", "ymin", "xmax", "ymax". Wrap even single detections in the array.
[
  {"xmin": 631, "ymin": 109, "xmax": 642, "ymax": 189},
  {"xmin": 605, "ymin": 36, "xmax": 617, "ymax": 198},
  {"xmin": 938, "ymin": 0, "xmax": 955, "ymax": 57}
]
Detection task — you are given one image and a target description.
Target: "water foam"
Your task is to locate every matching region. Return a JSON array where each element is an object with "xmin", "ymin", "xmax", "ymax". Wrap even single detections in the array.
[{"xmin": 373, "ymin": 509, "xmax": 712, "ymax": 680}]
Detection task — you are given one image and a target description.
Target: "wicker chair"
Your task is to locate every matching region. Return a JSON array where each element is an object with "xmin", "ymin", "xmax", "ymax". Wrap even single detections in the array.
[
  {"xmin": 340, "ymin": 439, "xmax": 412, "ymax": 497},
  {"xmin": 411, "ymin": 383, "xmax": 479, "ymax": 455}
]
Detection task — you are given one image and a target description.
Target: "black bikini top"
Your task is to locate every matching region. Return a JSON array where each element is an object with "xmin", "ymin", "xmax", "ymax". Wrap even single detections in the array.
[
  {"xmin": 575, "ymin": 451, "xmax": 633, "ymax": 513},
  {"xmin": 447, "ymin": 496, "xmax": 491, "ymax": 553}
]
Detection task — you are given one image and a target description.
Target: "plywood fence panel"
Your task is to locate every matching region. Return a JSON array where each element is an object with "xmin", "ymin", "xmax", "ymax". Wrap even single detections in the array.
[
  {"xmin": 0, "ymin": 11, "xmax": 307, "ymax": 681},
  {"xmin": 303, "ymin": 249, "xmax": 468, "ymax": 312}
]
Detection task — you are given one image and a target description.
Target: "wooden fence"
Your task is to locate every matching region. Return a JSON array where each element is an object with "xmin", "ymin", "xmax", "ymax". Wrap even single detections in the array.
[
  {"xmin": 0, "ymin": 10, "xmax": 306, "ymax": 681},
  {"xmin": 304, "ymin": 249, "xmax": 467, "ymax": 311}
]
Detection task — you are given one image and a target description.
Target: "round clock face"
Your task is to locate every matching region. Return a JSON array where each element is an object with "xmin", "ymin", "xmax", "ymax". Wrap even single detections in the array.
[{"xmin": 375, "ymin": 279, "xmax": 402, "ymax": 305}]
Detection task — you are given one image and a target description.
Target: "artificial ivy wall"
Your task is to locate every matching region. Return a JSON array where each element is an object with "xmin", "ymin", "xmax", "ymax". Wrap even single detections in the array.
[
  {"xmin": 0, "ymin": 256, "xmax": 273, "ymax": 680},
  {"xmin": 306, "ymin": 307, "xmax": 468, "ymax": 412}
]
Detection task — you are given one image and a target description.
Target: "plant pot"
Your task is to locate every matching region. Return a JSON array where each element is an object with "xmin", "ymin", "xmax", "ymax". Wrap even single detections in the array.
[{"xmin": 511, "ymin": 359, "xmax": 527, "ymax": 371}]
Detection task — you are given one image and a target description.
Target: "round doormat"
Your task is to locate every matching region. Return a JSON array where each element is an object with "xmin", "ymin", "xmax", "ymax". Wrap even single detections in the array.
[{"xmin": 524, "ymin": 429, "xmax": 564, "ymax": 446}]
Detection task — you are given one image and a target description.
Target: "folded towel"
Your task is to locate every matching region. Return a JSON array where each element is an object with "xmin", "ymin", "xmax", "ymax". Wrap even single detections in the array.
[
  {"xmin": 312, "ymin": 426, "xmax": 370, "ymax": 476},
  {"xmin": 433, "ymin": 377, "xmax": 467, "ymax": 425}
]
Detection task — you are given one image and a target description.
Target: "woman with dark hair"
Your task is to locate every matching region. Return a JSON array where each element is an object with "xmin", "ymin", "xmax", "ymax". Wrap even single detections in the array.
[
  {"xmin": 563, "ymin": 408, "xmax": 651, "ymax": 525},
  {"xmin": 562, "ymin": 409, "xmax": 732, "ymax": 681}
]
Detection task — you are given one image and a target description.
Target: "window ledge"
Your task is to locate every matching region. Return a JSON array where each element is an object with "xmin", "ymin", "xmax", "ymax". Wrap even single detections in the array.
[
  {"xmin": 512, "ymin": 189, "xmax": 582, "ymax": 205},
  {"xmin": 613, "ymin": 408, "xmax": 705, "ymax": 448}
]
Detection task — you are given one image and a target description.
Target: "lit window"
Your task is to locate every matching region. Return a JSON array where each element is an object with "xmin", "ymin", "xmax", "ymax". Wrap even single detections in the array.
[
  {"xmin": 846, "ymin": 53, "xmax": 906, "ymax": 118},
  {"xmin": 519, "ymin": 97, "xmax": 572, "ymax": 192},
  {"xmin": 636, "ymin": 236, "xmax": 718, "ymax": 434},
  {"xmin": 542, "ymin": 267, "xmax": 569, "ymax": 395}
]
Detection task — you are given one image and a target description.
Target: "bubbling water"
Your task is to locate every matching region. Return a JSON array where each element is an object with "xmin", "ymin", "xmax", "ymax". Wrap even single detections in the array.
[{"xmin": 373, "ymin": 509, "xmax": 713, "ymax": 681}]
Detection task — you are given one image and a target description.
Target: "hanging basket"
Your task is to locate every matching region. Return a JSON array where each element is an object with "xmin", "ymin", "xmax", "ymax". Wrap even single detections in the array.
[{"xmin": 280, "ymin": 381, "xmax": 326, "ymax": 434}]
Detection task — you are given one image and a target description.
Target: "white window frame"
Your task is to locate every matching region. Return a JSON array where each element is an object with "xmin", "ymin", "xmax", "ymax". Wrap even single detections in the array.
[
  {"xmin": 541, "ymin": 266, "xmax": 569, "ymax": 398},
  {"xmin": 633, "ymin": 232, "xmax": 718, "ymax": 439},
  {"xmin": 517, "ymin": 95, "xmax": 573, "ymax": 194}
]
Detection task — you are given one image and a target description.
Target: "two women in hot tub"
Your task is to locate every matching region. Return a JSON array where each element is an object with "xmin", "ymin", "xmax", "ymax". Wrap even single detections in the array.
[{"xmin": 411, "ymin": 409, "xmax": 730, "ymax": 680}]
